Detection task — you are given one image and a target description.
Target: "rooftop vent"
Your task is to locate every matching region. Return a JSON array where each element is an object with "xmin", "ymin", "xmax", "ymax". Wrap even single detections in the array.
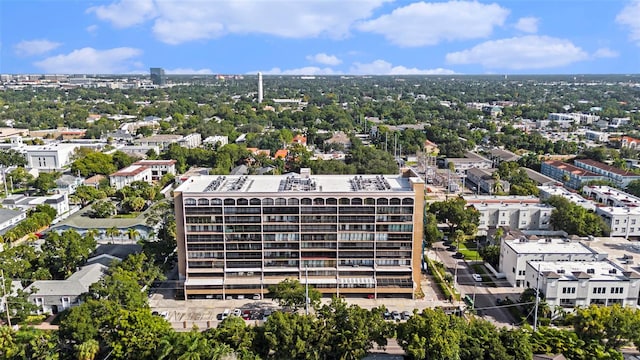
[{"xmin": 587, "ymin": 268, "xmax": 595, "ymax": 274}]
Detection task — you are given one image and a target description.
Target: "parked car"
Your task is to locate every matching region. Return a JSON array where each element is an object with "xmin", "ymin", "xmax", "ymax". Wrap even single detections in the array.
[
  {"xmin": 391, "ymin": 311, "xmax": 401, "ymax": 321},
  {"xmin": 453, "ymin": 252, "xmax": 464, "ymax": 259},
  {"xmin": 252, "ymin": 294, "xmax": 261, "ymax": 300},
  {"xmin": 383, "ymin": 310, "xmax": 392, "ymax": 320},
  {"xmin": 472, "ymin": 274, "xmax": 483, "ymax": 282},
  {"xmin": 401, "ymin": 311, "xmax": 412, "ymax": 320},
  {"xmin": 232, "ymin": 308, "xmax": 242, "ymax": 317}
]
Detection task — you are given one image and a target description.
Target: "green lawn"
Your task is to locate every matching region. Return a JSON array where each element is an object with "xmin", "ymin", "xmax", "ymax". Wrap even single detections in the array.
[
  {"xmin": 112, "ymin": 212, "xmax": 141, "ymax": 219},
  {"xmin": 457, "ymin": 241, "xmax": 482, "ymax": 261}
]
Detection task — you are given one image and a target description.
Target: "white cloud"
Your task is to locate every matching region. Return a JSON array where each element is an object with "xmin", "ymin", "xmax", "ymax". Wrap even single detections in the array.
[
  {"xmin": 89, "ymin": 0, "xmax": 388, "ymax": 44},
  {"xmin": 86, "ymin": 25, "xmax": 99, "ymax": 33},
  {"xmin": 259, "ymin": 66, "xmax": 339, "ymax": 75},
  {"xmin": 445, "ymin": 35, "xmax": 589, "ymax": 70},
  {"xmin": 616, "ymin": 0, "xmax": 640, "ymax": 44},
  {"xmin": 87, "ymin": 0, "xmax": 156, "ymax": 28},
  {"xmin": 306, "ymin": 53, "xmax": 342, "ymax": 66},
  {"xmin": 593, "ymin": 47, "xmax": 619, "ymax": 58},
  {"xmin": 514, "ymin": 17, "xmax": 539, "ymax": 33},
  {"xmin": 14, "ymin": 39, "xmax": 62, "ymax": 57},
  {"xmin": 350, "ymin": 60, "xmax": 456, "ymax": 75},
  {"xmin": 357, "ymin": 1, "xmax": 509, "ymax": 47},
  {"xmin": 34, "ymin": 47, "xmax": 142, "ymax": 74},
  {"xmin": 165, "ymin": 68, "xmax": 214, "ymax": 75}
]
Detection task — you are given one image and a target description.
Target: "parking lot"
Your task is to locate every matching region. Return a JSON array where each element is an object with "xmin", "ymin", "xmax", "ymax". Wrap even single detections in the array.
[{"xmin": 149, "ymin": 275, "xmax": 461, "ymax": 330}]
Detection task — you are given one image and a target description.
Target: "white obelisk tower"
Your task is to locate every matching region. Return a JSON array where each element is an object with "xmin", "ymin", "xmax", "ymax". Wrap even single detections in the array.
[{"xmin": 258, "ymin": 72, "xmax": 263, "ymax": 103}]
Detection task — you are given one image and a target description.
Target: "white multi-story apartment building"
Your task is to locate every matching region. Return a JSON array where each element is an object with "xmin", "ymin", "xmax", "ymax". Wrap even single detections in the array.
[
  {"xmin": 499, "ymin": 237, "xmax": 605, "ymax": 287},
  {"xmin": 525, "ymin": 260, "xmax": 640, "ymax": 308},
  {"xmin": 464, "ymin": 195, "xmax": 553, "ymax": 233},
  {"xmin": 132, "ymin": 160, "xmax": 176, "ymax": 182},
  {"xmin": 574, "ymin": 159, "xmax": 640, "ymax": 188},
  {"xmin": 538, "ymin": 186, "xmax": 597, "ymax": 211},
  {"xmin": 583, "ymin": 186, "xmax": 640, "ymax": 239},
  {"xmin": 23, "ymin": 143, "xmax": 80, "ymax": 170},
  {"xmin": 174, "ymin": 169, "xmax": 425, "ymax": 299},
  {"xmin": 109, "ymin": 164, "xmax": 152, "ymax": 190}
]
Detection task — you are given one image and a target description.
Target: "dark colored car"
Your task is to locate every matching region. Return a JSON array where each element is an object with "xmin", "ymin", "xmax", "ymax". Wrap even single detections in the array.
[{"xmin": 453, "ymin": 252, "xmax": 464, "ymax": 259}]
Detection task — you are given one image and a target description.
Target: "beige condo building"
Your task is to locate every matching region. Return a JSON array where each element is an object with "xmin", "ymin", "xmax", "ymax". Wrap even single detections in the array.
[{"xmin": 174, "ymin": 169, "xmax": 424, "ymax": 299}]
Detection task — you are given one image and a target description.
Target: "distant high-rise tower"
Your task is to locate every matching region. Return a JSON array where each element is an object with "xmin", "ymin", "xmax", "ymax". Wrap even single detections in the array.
[
  {"xmin": 150, "ymin": 67, "xmax": 166, "ymax": 86},
  {"xmin": 258, "ymin": 72, "xmax": 263, "ymax": 103}
]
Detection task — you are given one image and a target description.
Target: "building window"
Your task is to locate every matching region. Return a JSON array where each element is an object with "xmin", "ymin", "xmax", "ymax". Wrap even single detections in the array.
[
  {"xmin": 592, "ymin": 287, "xmax": 606, "ymax": 294},
  {"xmin": 632, "ymin": 219, "xmax": 637, "ymax": 225},
  {"xmin": 562, "ymin": 287, "xmax": 576, "ymax": 294},
  {"xmin": 615, "ymin": 219, "xmax": 620, "ymax": 225},
  {"xmin": 610, "ymin": 287, "xmax": 624, "ymax": 294}
]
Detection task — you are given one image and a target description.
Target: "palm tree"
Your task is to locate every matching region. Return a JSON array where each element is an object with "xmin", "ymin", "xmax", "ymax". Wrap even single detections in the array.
[
  {"xmin": 75, "ymin": 339, "xmax": 100, "ymax": 360},
  {"xmin": 126, "ymin": 228, "xmax": 140, "ymax": 242},
  {"xmin": 85, "ymin": 228, "xmax": 100, "ymax": 240},
  {"xmin": 105, "ymin": 227, "xmax": 120, "ymax": 243}
]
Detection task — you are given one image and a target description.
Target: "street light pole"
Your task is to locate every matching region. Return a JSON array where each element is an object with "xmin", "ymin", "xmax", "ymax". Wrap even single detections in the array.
[{"xmin": 305, "ymin": 266, "xmax": 309, "ymax": 316}]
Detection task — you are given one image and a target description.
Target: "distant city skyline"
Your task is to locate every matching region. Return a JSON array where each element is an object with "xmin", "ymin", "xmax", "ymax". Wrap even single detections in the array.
[{"xmin": 1, "ymin": 0, "xmax": 639, "ymax": 75}]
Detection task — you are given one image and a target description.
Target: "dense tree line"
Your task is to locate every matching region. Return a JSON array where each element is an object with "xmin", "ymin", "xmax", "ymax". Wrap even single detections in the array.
[{"xmin": 546, "ymin": 195, "xmax": 609, "ymax": 236}]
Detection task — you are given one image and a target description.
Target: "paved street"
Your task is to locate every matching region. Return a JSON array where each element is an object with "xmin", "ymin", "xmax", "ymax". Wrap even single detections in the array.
[{"xmin": 428, "ymin": 241, "xmax": 523, "ymax": 327}]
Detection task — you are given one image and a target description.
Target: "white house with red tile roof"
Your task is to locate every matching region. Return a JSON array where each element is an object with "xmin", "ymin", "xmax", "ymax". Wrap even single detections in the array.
[{"xmin": 109, "ymin": 164, "xmax": 152, "ymax": 190}]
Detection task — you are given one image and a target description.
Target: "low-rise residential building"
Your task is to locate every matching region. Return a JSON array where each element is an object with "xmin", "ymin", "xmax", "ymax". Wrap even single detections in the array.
[
  {"xmin": 585, "ymin": 130, "xmax": 609, "ymax": 143},
  {"xmin": 541, "ymin": 160, "xmax": 605, "ymax": 189},
  {"xmin": 203, "ymin": 136, "xmax": 228, "ymax": 148},
  {"xmin": 523, "ymin": 168, "xmax": 557, "ymax": 186},
  {"xmin": 55, "ymin": 174, "xmax": 84, "ymax": 194},
  {"xmin": 324, "ymin": 131, "xmax": 352, "ymax": 150},
  {"xmin": 132, "ymin": 159, "xmax": 176, "ymax": 182},
  {"xmin": 23, "ymin": 143, "xmax": 80, "ymax": 170},
  {"xmin": 109, "ymin": 164, "xmax": 152, "ymax": 190},
  {"xmin": 573, "ymin": 159, "xmax": 640, "ymax": 188},
  {"xmin": 292, "ymin": 134, "xmax": 307, "ymax": 147},
  {"xmin": 117, "ymin": 145, "xmax": 160, "ymax": 158},
  {"xmin": 488, "ymin": 148, "xmax": 520, "ymax": 166},
  {"xmin": 25, "ymin": 263, "xmax": 108, "ymax": 314},
  {"xmin": 499, "ymin": 237, "xmax": 604, "ymax": 287},
  {"xmin": 444, "ymin": 151, "xmax": 493, "ymax": 173},
  {"xmin": 538, "ymin": 185, "xmax": 597, "ymax": 211},
  {"xmin": 2, "ymin": 193, "xmax": 69, "ymax": 217},
  {"xmin": 466, "ymin": 168, "xmax": 510, "ymax": 195},
  {"xmin": 0, "ymin": 208, "xmax": 27, "ymax": 234},
  {"xmin": 83, "ymin": 174, "xmax": 106, "ymax": 188},
  {"xmin": 620, "ymin": 136, "xmax": 640, "ymax": 149},
  {"xmin": 525, "ymin": 260, "xmax": 640, "ymax": 308},
  {"xmin": 465, "ymin": 195, "xmax": 552, "ymax": 233},
  {"xmin": 582, "ymin": 185, "xmax": 640, "ymax": 207},
  {"xmin": 134, "ymin": 134, "xmax": 183, "ymax": 151},
  {"xmin": 178, "ymin": 133, "xmax": 202, "ymax": 149}
]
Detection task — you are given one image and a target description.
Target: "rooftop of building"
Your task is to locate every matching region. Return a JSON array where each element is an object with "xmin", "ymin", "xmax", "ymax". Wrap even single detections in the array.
[
  {"xmin": 538, "ymin": 186, "xmax": 597, "ymax": 211},
  {"xmin": 133, "ymin": 159, "xmax": 177, "ymax": 166},
  {"xmin": 543, "ymin": 160, "xmax": 600, "ymax": 177},
  {"xmin": 574, "ymin": 158, "xmax": 640, "ymax": 177},
  {"xmin": 463, "ymin": 195, "xmax": 541, "ymax": 204},
  {"xmin": 523, "ymin": 168, "xmax": 557, "ymax": 185},
  {"xmin": 111, "ymin": 164, "xmax": 150, "ymax": 177},
  {"xmin": 504, "ymin": 238, "xmax": 597, "ymax": 255},
  {"xmin": 527, "ymin": 260, "xmax": 636, "ymax": 281},
  {"xmin": 175, "ymin": 171, "xmax": 418, "ymax": 194},
  {"xmin": 135, "ymin": 134, "xmax": 183, "ymax": 142},
  {"xmin": 489, "ymin": 148, "xmax": 521, "ymax": 161},
  {"xmin": 583, "ymin": 185, "xmax": 640, "ymax": 207}
]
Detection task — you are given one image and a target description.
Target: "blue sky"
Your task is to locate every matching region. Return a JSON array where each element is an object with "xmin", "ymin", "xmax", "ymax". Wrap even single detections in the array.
[{"xmin": 1, "ymin": 0, "xmax": 639, "ymax": 75}]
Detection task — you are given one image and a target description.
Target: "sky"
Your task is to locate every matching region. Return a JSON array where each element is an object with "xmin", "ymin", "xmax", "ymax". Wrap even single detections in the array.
[{"xmin": 1, "ymin": 0, "xmax": 639, "ymax": 75}]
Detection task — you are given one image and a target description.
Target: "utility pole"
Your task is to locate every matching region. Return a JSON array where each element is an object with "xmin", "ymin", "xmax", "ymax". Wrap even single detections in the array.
[
  {"xmin": 533, "ymin": 263, "xmax": 541, "ymax": 332},
  {"xmin": 1, "ymin": 270, "xmax": 11, "ymax": 327},
  {"xmin": 305, "ymin": 266, "xmax": 309, "ymax": 316}
]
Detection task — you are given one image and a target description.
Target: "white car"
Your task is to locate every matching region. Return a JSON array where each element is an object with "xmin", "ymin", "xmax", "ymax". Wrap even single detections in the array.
[
  {"xmin": 472, "ymin": 274, "xmax": 483, "ymax": 282},
  {"xmin": 232, "ymin": 308, "xmax": 242, "ymax": 317}
]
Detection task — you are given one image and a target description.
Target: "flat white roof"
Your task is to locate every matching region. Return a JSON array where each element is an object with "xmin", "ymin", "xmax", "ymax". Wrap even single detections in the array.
[
  {"xmin": 528, "ymin": 260, "xmax": 631, "ymax": 281},
  {"xmin": 505, "ymin": 238, "xmax": 596, "ymax": 255},
  {"xmin": 584, "ymin": 185, "xmax": 640, "ymax": 207},
  {"xmin": 176, "ymin": 174, "xmax": 417, "ymax": 194},
  {"xmin": 539, "ymin": 186, "xmax": 597, "ymax": 211}
]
